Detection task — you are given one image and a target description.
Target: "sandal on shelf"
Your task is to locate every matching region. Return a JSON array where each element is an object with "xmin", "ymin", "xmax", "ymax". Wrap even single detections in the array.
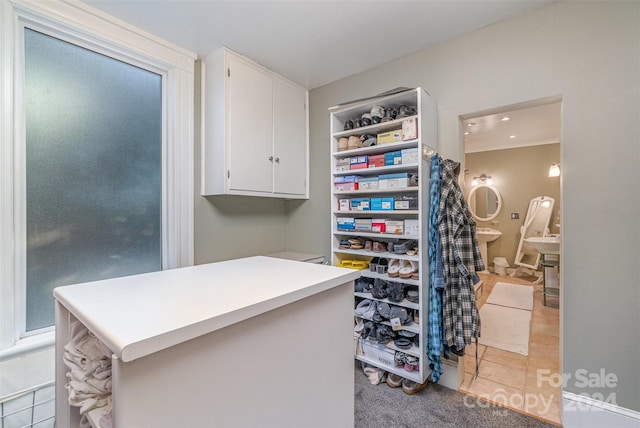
[
  {"xmin": 387, "ymin": 259, "xmax": 401, "ymax": 277},
  {"xmin": 339, "ymin": 260, "xmax": 368, "ymax": 269},
  {"xmin": 406, "ymin": 246, "xmax": 419, "ymax": 256},
  {"xmin": 393, "ymin": 240, "xmax": 417, "ymax": 255},
  {"xmin": 399, "ymin": 260, "xmax": 418, "ymax": 279},
  {"xmin": 351, "ymin": 260, "xmax": 369, "ymax": 270},
  {"xmin": 339, "ymin": 239, "xmax": 351, "ymax": 249},
  {"xmin": 349, "ymin": 238, "xmax": 365, "ymax": 250}
]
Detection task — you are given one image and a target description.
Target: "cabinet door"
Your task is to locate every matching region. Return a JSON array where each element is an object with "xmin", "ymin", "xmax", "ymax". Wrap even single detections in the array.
[
  {"xmin": 272, "ymin": 78, "xmax": 307, "ymax": 196},
  {"xmin": 227, "ymin": 55, "xmax": 273, "ymax": 193}
]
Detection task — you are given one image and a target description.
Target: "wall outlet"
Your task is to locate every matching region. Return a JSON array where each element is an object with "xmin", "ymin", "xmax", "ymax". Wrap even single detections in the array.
[{"xmin": 511, "ymin": 213, "xmax": 520, "ymax": 219}]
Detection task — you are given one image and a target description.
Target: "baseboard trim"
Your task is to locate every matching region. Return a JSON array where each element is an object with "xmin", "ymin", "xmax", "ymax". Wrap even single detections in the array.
[{"xmin": 563, "ymin": 391, "xmax": 640, "ymax": 427}]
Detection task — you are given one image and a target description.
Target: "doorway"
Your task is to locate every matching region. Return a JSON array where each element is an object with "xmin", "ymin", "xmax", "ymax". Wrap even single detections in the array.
[{"xmin": 457, "ymin": 97, "xmax": 562, "ymax": 425}]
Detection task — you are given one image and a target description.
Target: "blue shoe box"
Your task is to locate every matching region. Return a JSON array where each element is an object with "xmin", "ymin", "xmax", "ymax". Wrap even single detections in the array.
[
  {"xmin": 384, "ymin": 151, "xmax": 402, "ymax": 166},
  {"xmin": 371, "ymin": 197, "xmax": 394, "ymax": 211},
  {"xmin": 336, "ymin": 217, "xmax": 355, "ymax": 231},
  {"xmin": 351, "ymin": 197, "xmax": 371, "ymax": 211}
]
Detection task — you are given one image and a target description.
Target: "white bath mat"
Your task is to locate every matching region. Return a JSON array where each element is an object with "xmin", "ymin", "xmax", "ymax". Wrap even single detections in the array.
[
  {"xmin": 486, "ymin": 282, "xmax": 533, "ymax": 311},
  {"xmin": 479, "ymin": 303, "xmax": 531, "ymax": 355}
]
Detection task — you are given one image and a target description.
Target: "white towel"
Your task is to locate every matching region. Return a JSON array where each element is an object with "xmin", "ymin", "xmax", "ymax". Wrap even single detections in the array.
[{"xmin": 64, "ymin": 321, "xmax": 113, "ymax": 417}]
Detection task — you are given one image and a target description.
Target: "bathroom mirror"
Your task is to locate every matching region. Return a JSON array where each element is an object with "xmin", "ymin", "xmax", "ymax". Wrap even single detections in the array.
[{"xmin": 467, "ymin": 185, "xmax": 502, "ymax": 221}]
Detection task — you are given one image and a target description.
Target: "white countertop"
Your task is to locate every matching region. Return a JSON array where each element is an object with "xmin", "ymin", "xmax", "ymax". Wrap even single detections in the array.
[{"xmin": 54, "ymin": 256, "xmax": 359, "ymax": 362}]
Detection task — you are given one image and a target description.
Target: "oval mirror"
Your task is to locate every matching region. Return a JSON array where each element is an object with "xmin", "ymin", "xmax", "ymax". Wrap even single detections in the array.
[{"xmin": 467, "ymin": 184, "xmax": 503, "ymax": 221}]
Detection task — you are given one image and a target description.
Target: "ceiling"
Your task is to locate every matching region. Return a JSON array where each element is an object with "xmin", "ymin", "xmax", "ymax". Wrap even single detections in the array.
[
  {"xmin": 83, "ymin": 0, "xmax": 553, "ymax": 90},
  {"xmin": 463, "ymin": 100, "xmax": 562, "ymax": 153}
]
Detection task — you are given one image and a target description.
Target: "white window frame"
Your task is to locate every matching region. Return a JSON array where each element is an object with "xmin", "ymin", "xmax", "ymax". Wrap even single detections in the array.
[{"xmin": 0, "ymin": 0, "xmax": 195, "ymax": 356}]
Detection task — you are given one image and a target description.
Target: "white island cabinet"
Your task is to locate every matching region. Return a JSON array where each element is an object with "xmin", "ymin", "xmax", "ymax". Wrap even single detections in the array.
[{"xmin": 54, "ymin": 256, "xmax": 358, "ymax": 428}]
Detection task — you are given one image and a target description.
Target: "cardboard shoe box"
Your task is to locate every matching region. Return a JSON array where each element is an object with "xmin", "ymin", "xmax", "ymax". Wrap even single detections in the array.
[
  {"xmin": 351, "ymin": 197, "xmax": 371, "ymax": 211},
  {"xmin": 401, "ymin": 148, "xmax": 419, "ymax": 165},
  {"xmin": 338, "ymin": 199, "xmax": 351, "ymax": 211},
  {"xmin": 402, "ymin": 117, "xmax": 418, "ymax": 140},
  {"xmin": 335, "ymin": 158, "xmax": 351, "ymax": 172},
  {"xmin": 379, "ymin": 173, "xmax": 410, "ymax": 189},
  {"xmin": 350, "ymin": 155, "xmax": 368, "ymax": 170},
  {"xmin": 371, "ymin": 218, "xmax": 386, "ymax": 233},
  {"xmin": 384, "ymin": 151, "xmax": 402, "ymax": 166},
  {"xmin": 385, "ymin": 220, "xmax": 404, "ymax": 235},
  {"xmin": 377, "ymin": 129, "xmax": 403, "ymax": 144},
  {"xmin": 394, "ymin": 195, "xmax": 418, "ymax": 210},
  {"xmin": 359, "ymin": 176, "xmax": 379, "ymax": 190},
  {"xmin": 367, "ymin": 154, "xmax": 385, "ymax": 168},
  {"xmin": 354, "ymin": 218, "xmax": 373, "ymax": 232},
  {"xmin": 404, "ymin": 219, "xmax": 419, "ymax": 236},
  {"xmin": 334, "ymin": 175, "xmax": 359, "ymax": 192},
  {"xmin": 337, "ymin": 217, "xmax": 355, "ymax": 231},
  {"xmin": 371, "ymin": 197, "xmax": 394, "ymax": 211}
]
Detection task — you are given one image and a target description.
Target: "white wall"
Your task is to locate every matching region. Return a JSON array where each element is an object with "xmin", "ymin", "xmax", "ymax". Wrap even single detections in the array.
[{"xmin": 289, "ymin": 0, "xmax": 640, "ymax": 415}]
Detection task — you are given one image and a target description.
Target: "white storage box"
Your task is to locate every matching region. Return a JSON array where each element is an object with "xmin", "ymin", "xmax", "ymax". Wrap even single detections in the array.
[
  {"xmin": 361, "ymin": 340, "xmax": 395, "ymax": 367},
  {"xmin": 401, "ymin": 148, "xmax": 419, "ymax": 164},
  {"xmin": 404, "ymin": 219, "xmax": 419, "ymax": 236}
]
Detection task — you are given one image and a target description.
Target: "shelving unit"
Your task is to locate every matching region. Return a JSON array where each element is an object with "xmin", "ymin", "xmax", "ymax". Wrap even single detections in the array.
[{"xmin": 329, "ymin": 88, "xmax": 437, "ymax": 384}]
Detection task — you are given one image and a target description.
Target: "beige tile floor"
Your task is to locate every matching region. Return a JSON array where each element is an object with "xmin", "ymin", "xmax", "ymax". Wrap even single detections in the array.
[{"xmin": 458, "ymin": 272, "xmax": 561, "ymax": 425}]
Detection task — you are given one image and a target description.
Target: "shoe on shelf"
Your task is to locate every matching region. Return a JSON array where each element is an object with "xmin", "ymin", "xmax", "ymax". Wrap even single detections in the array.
[
  {"xmin": 348, "ymin": 135, "xmax": 362, "ymax": 150},
  {"xmin": 376, "ymin": 258, "xmax": 388, "ymax": 274},
  {"xmin": 399, "ymin": 260, "xmax": 418, "ymax": 279},
  {"xmin": 386, "ymin": 373, "xmax": 404, "ymax": 388},
  {"xmin": 372, "ymin": 241, "xmax": 387, "ymax": 253},
  {"xmin": 338, "ymin": 137, "xmax": 349, "ymax": 151},
  {"xmin": 387, "ymin": 259, "xmax": 401, "ymax": 277},
  {"xmin": 402, "ymin": 378, "xmax": 428, "ymax": 395}
]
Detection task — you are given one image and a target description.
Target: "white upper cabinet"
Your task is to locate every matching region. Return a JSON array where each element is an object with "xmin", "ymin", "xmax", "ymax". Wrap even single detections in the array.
[{"xmin": 201, "ymin": 48, "xmax": 309, "ymax": 198}]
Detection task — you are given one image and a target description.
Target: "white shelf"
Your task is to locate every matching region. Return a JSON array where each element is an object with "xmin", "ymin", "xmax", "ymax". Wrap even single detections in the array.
[
  {"xmin": 333, "ymin": 247, "xmax": 419, "ymax": 262},
  {"xmin": 332, "ymin": 116, "xmax": 419, "ymax": 139},
  {"xmin": 358, "ymin": 271, "xmax": 420, "ymax": 286},
  {"xmin": 333, "ymin": 163, "xmax": 418, "ymax": 176},
  {"xmin": 333, "ymin": 187, "xmax": 418, "ymax": 196},
  {"xmin": 333, "ymin": 231, "xmax": 419, "ymax": 240},
  {"xmin": 355, "ymin": 355, "xmax": 423, "ymax": 383},
  {"xmin": 332, "ymin": 140, "xmax": 419, "ymax": 157},
  {"xmin": 354, "ymin": 292, "xmax": 420, "ymax": 311},
  {"xmin": 333, "ymin": 210, "xmax": 419, "ymax": 216}
]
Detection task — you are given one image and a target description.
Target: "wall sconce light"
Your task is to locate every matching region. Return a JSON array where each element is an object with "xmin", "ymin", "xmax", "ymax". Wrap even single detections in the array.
[
  {"xmin": 472, "ymin": 173, "xmax": 493, "ymax": 186},
  {"xmin": 548, "ymin": 162, "xmax": 561, "ymax": 177}
]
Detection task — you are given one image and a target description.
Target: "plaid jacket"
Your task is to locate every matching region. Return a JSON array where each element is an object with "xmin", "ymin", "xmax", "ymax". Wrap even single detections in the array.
[{"xmin": 438, "ymin": 159, "xmax": 484, "ymax": 351}]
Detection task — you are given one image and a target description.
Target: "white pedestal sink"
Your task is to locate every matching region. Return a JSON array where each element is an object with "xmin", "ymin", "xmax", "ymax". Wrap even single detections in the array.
[
  {"xmin": 476, "ymin": 227, "xmax": 502, "ymax": 271},
  {"xmin": 524, "ymin": 235, "xmax": 560, "ymax": 254}
]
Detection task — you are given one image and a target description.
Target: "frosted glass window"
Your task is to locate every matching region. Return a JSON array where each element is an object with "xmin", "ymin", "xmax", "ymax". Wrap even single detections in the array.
[{"xmin": 24, "ymin": 29, "xmax": 162, "ymax": 331}]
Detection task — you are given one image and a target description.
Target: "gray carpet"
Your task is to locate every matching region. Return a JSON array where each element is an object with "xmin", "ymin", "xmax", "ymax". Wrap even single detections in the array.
[{"xmin": 355, "ymin": 363, "xmax": 557, "ymax": 428}]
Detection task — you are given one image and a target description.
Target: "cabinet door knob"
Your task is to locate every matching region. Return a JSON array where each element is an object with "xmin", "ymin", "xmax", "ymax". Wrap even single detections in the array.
[
  {"xmin": 275, "ymin": 157, "xmax": 280, "ymax": 163},
  {"xmin": 269, "ymin": 156, "xmax": 274, "ymax": 161}
]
